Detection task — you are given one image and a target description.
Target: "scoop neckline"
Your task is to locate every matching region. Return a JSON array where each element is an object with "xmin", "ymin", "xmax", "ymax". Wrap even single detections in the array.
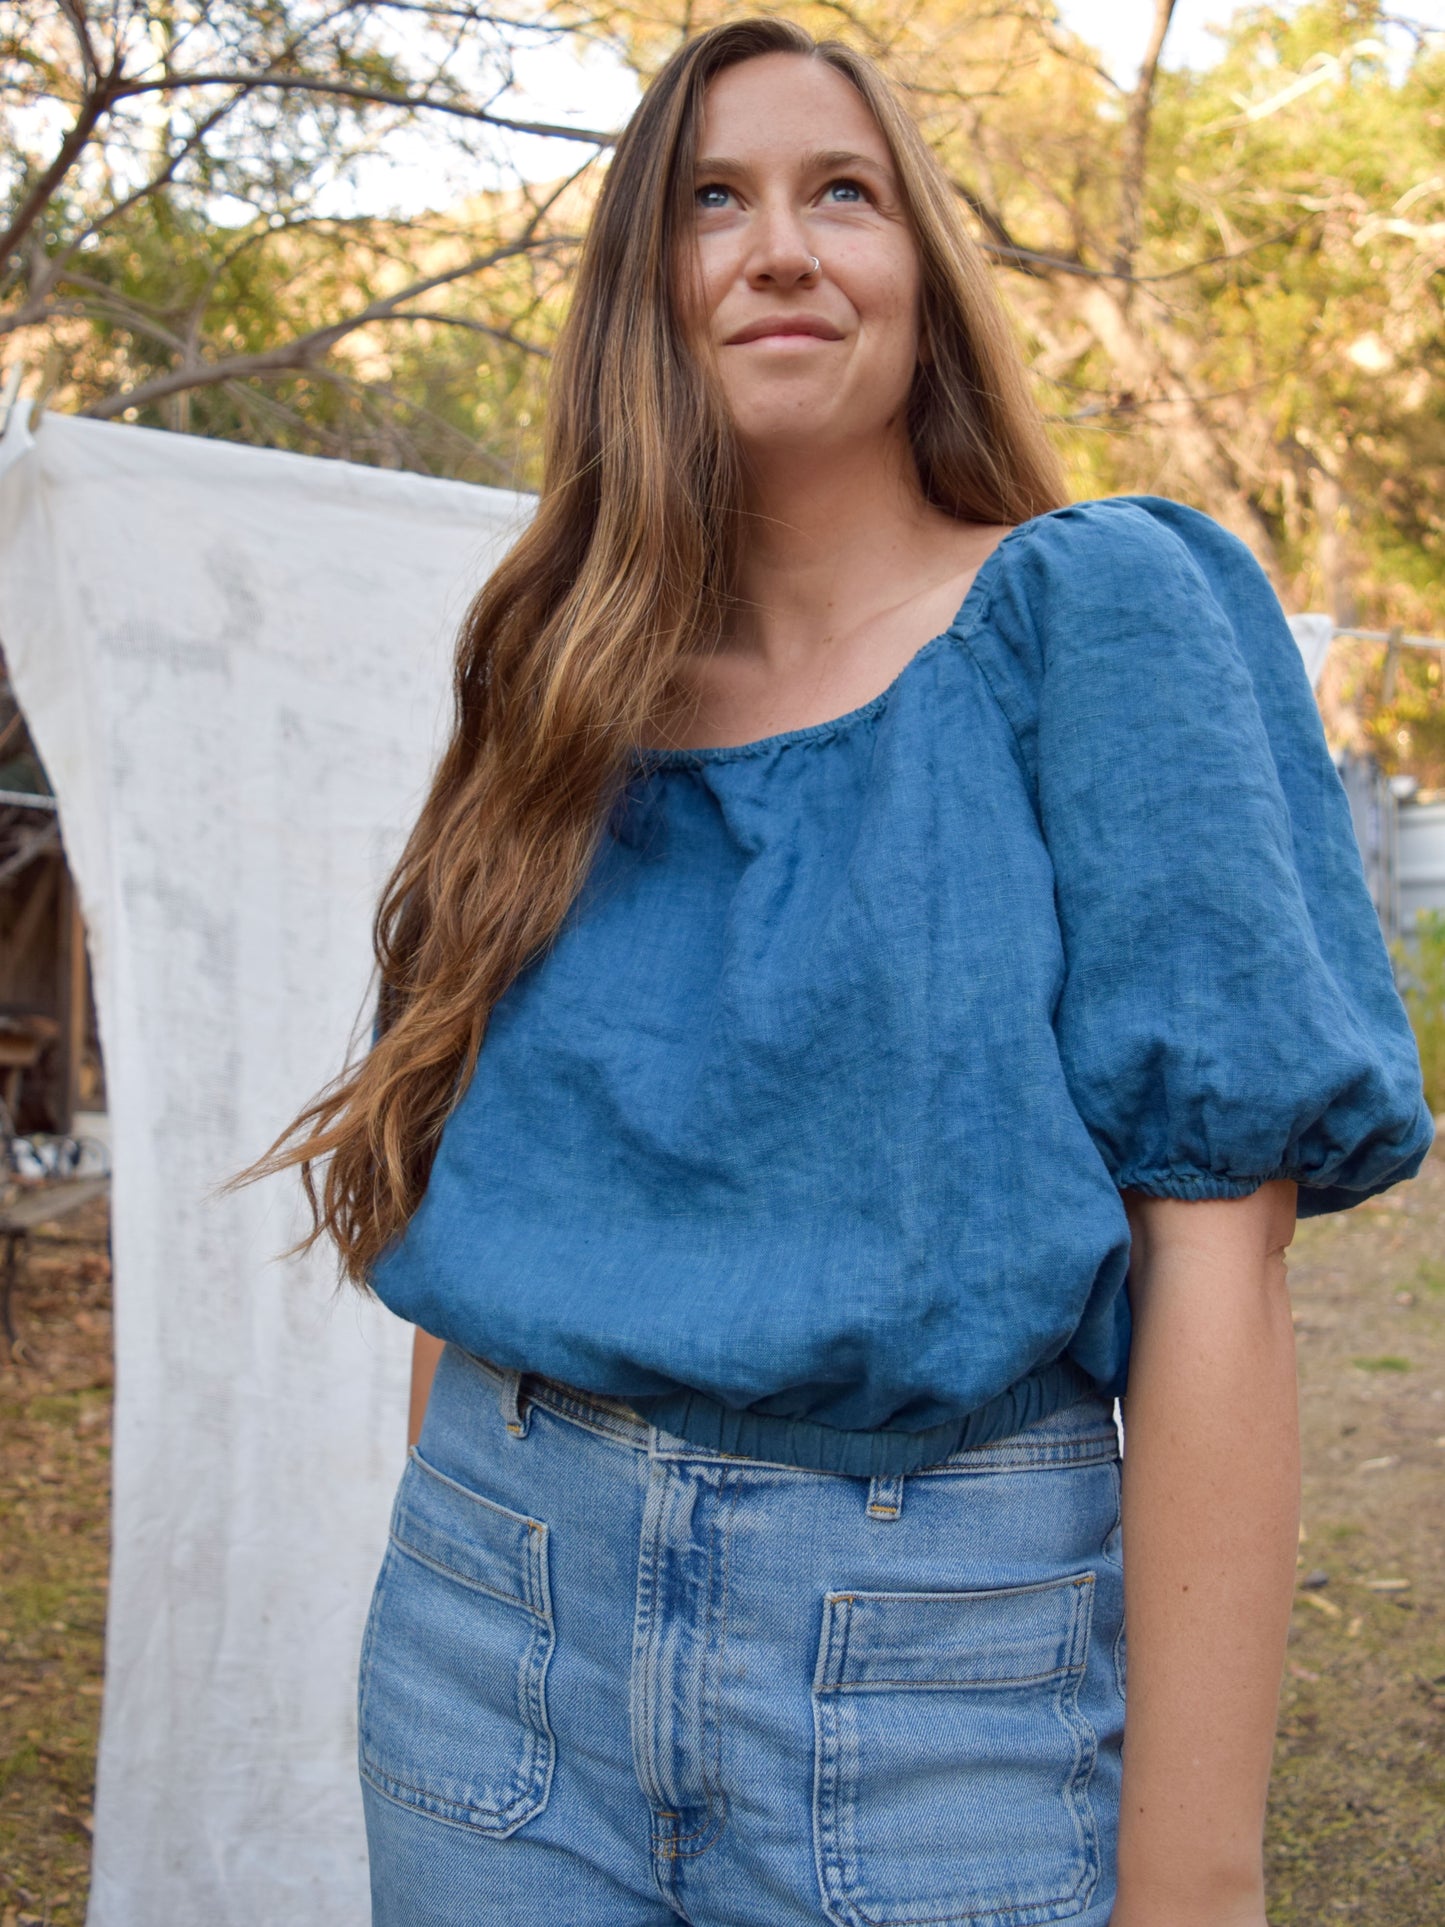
[{"xmin": 631, "ymin": 509, "xmax": 1049, "ymax": 768}]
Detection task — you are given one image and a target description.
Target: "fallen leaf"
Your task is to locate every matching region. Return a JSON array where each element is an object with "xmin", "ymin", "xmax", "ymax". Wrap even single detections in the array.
[
  {"xmin": 1363, "ymin": 1577, "xmax": 1411, "ymax": 1592},
  {"xmin": 1289, "ymin": 1663, "xmax": 1323, "ymax": 1681},
  {"xmin": 1300, "ymin": 1591, "xmax": 1343, "ymax": 1619},
  {"xmin": 1346, "ymin": 1615, "xmax": 1364, "ymax": 1638},
  {"xmin": 1359, "ymin": 1455, "xmax": 1400, "ymax": 1471}
]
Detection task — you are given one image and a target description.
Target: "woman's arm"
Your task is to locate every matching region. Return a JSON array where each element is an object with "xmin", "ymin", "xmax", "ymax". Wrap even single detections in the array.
[
  {"xmin": 1110, "ymin": 1178, "xmax": 1300, "ymax": 1927},
  {"xmin": 408, "ymin": 1327, "xmax": 446, "ymax": 1448}
]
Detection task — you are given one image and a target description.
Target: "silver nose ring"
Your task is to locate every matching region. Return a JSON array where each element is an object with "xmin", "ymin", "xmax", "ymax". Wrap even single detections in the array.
[{"xmin": 807, "ymin": 255, "xmax": 821, "ymax": 276}]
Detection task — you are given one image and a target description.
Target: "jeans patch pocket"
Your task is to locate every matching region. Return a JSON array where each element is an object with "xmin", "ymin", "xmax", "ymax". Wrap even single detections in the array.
[
  {"xmin": 358, "ymin": 1447, "xmax": 554, "ymax": 1835},
  {"xmin": 812, "ymin": 1572, "xmax": 1100, "ymax": 1927}
]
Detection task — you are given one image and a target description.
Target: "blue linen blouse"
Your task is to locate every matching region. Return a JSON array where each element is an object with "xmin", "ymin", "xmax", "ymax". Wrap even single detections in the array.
[{"xmin": 366, "ymin": 496, "xmax": 1435, "ymax": 1475}]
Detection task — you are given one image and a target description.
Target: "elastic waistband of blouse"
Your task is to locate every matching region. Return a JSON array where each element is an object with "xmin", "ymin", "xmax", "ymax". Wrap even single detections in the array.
[{"xmin": 458, "ymin": 1347, "xmax": 1119, "ymax": 1478}]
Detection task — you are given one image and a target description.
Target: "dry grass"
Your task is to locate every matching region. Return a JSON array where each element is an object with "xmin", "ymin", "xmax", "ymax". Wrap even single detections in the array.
[
  {"xmin": 0, "ymin": 1195, "xmax": 111, "ymax": 1927},
  {"xmin": 1, "ymin": 1153, "xmax": 1442, "ymax": 1922},
  {"xmin": 1266, "ymin": 1140, "xmax": 1445, "ymax": 1922}
]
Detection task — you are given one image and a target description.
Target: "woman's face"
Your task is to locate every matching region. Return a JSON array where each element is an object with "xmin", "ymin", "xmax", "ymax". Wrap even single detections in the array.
[{"xmin": 680, "ymin": 53, "xmax": 924, "ymax": 462}]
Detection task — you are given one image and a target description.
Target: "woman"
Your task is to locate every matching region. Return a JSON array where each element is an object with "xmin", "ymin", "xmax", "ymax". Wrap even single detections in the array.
[{"xmin": 252, "ymin": 18, "xmax": 1433, "ymax": 1926}]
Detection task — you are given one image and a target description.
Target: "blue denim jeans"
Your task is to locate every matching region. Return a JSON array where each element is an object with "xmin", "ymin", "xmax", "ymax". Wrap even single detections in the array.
[{"xmin": 359, "ymin": 1344, "xmax": 1127, "ymax": 1926}]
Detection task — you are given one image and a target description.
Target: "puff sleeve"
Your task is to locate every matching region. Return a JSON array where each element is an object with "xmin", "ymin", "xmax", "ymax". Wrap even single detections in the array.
[{"xmin": 987, "ymin": 497, "xmax": 1434, "ymax": 1218}]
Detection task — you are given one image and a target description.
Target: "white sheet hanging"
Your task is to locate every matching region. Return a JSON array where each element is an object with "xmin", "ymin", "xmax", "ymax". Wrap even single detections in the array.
[
  {"xmin": 1286, "ymin": 611, "xmax": 1336, "ymax": 690},
  {"xmin": 0, "ymin": 412, "xmax": 532, "ymax": 1926}
]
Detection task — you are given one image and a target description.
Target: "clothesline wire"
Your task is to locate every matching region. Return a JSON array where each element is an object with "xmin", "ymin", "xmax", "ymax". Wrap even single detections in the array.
[{"xmin": 1334, "ymin": 628, "xmax": 1445, "ymax": 651}]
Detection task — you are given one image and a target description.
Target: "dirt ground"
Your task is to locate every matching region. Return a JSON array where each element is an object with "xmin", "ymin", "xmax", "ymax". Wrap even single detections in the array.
[
  {"xmin": 1, "ymin": 1155, "xmax": 1442, "ymax": 1926},
  {"xmin": 0, "ymin": 1193, "xmax": 111, "ymax": 1927}
]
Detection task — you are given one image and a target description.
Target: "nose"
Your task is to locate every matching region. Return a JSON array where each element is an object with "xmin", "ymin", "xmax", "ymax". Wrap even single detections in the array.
[{"xmin": 744, "ymin": 199, "xmax": 821, "ymax": 290}]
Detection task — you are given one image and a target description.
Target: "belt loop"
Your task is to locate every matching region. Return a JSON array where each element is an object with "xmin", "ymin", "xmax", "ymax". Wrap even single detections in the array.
[
  {"xmin": 498, "ymin": 1368, "xmax": 531, "ymax": 1438},
  {"xmin": 866, "ymin": 1472, "xmax": 904, "ymax": 1520}
]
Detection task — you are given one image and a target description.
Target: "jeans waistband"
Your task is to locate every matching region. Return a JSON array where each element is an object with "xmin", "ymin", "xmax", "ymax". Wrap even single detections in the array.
[{"xmin": 459, "ymin": 1348, "xmax": 1120, "ymax": 1476}]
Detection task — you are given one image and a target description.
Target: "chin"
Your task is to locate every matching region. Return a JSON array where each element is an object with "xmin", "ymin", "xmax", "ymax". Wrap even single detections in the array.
[{"xmin": 726, "ymin": 394, "xmax": 847, "ymax": 445}]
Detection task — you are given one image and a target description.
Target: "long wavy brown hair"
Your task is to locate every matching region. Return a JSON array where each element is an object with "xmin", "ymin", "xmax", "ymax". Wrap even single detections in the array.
[{"xmin": 234, "ymin": 15, "xmax": 1068, "ymax": 1284}]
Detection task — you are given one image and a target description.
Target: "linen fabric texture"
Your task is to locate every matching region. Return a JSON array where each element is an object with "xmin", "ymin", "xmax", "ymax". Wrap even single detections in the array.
[
  {"xmin": 360, "ymin": 1343, "xmax": 1128, "ymax": 1927},
  {"xmin": 368, "ymin": 497, "xmax": 1434, "ymax": 1477}
]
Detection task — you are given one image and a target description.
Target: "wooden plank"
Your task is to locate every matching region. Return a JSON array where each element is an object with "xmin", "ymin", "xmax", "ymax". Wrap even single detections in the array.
[
  {"xmin": 54, "ymin": 863, "xmax": 87, "ymax": 1133},
  {"xmin": 2, "ymin": 855, "xmax": 56, "ymax": 986},
  {"xmin": 0, "ymin": 1174, "xmax": 110, "ymax": 1233}
]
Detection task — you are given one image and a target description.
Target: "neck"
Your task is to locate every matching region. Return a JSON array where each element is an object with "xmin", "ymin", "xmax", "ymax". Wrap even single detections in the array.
[{"xmin": 728, "ymin": 429, "xmax": 941, "ymax": 653}]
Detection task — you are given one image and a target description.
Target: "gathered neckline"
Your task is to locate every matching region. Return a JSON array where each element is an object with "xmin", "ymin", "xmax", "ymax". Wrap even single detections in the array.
[{"xmin": 632, "ymin": 507, "xmax": 1057, "ymax": 769}]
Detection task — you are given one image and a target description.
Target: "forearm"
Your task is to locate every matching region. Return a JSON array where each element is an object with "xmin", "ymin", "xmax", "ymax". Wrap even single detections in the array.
[
  {"xmin": 408, "ymin": 1327, "xmax": 445, "ymax": 1447},
  {"xmin": 1112, "ymin": 1184, "xmax": 1300, "ymax": 1926}
]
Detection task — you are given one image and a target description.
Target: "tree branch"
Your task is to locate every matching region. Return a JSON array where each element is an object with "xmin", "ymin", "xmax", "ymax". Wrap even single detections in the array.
[
  {"xmin": 950, "ymin": 179, "xmax": 1088, "ymax": 278},
  {"xmin": 0, "ymin": 81, "xmax": 113, "ymax": 277},
  {"xmin": 112, "ymin": 69, "xmax": 618, "ymax": 147},
  {"xmin": 79, "ymin": 234, "xmax": 577, "ymax": 418},
  {"xmin": 376, "ymin": 310, "xmax": 552, "ymax": 357},
  {"xmin": 1115, "ymin": 0, "xmax": 1177, "ymax": 282},
  {"xmin": 55, "ymin": 0, "xmax": 102, "ymax": 84},
  {"xmin": 23, "ymin": 93, "xmax": 245, "ymax": 315}
]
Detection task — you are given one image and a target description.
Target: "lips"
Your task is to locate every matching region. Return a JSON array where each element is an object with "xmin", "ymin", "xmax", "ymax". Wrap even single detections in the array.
[{"xmin": 725, "ymin": 315, "xmax": 844, "ymax": 345}]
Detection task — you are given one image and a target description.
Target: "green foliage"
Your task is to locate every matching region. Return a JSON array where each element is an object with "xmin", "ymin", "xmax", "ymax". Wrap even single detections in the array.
[
  {"xmin": 0, "ymin": 1, "xmax": 595, "ymax": 477},
  {"xmin": 6, "ymin": 0, "xmax": 1445, "ymax": 778},
  {"xmin": 1390, "ymin": 909, "xmax": 1445, "ymax": 1115}
]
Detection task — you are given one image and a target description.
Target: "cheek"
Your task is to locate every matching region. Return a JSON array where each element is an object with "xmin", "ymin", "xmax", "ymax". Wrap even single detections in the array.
[
  {"xmin": 669, "ymin": 251, "xmax": 703, "ymax": 341},
  {"xmin": 882, "ymin": 257, "xmax": 924, "ymax": 351},
  {"xmin": 840, "ymin": 244, "xmax": 922, "ymax": 363},
  {"xmin": 866, "ymin": 288, "xmax": 923, "ymax": 385},
  {"xmin": 693, "ymin": 238, "xmax": 740, "ymax": 332}
]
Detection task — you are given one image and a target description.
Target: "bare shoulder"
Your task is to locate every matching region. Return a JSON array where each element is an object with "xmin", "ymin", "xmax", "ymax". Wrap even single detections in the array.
[{"xmin": 931, "ymin": 511, "xmax": 1016, "ymax": 570}]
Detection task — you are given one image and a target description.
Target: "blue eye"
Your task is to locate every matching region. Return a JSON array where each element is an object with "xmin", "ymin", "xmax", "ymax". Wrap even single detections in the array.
[{"xmin": 693, "ymin": 177, "xmax": 868, "ymax": 213}]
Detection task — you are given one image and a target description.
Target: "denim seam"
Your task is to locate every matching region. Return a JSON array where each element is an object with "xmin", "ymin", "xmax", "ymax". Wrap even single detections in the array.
[
  {"xmin": 824, "ymin": 1665, "xmax": 1089, "ymax": 1693},
  {"xmin": 520, "ymin": 1380, "xmax": 649, "ymax": 1451},
  {"xmin": 359, "ymin": 1767, "xmax": 549, "ymax": 1838},
  {"xmin": 384, "ymin": 1532, "xmax": 544, "ymax": 1621},
  {"xmin": 1102, "ymin": 1463, "xmax": 1127, "ymax": 1704},
  {"xmin": 651, "ymin": 1468, "xmax": 736, "ymax": 1860},
  {"xmin": 665, "ymin": 1471, "xmax": 737, "ymax": 1858},
  {"xmin": 635, "ymin": 1464, "xmax": 684, "ymax": 1879},
  {"xmin": 645, "ymin": 1430, "xmax": 1121, "ymax": 1476},
  {"xmin": 1032, "ymin": 1583, "xmax": 1103, "ymax": 1927},
  {"xmin": 912, "ymin": 1437, "xmax": 1119, "ymax": 1476},
  {"xmin": 359, "ymin": 1719, "xmax": 544, "ymax": 1834},
  {"xmin": 407, "ymin": 1445, "xmax": 550, "ymax": 1551}
]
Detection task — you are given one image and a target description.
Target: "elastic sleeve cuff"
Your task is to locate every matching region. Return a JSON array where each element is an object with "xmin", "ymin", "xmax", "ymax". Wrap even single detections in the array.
[{"xmin": 1114, "ymin": 1168, "xmax": 1271, "ymax": 1202}]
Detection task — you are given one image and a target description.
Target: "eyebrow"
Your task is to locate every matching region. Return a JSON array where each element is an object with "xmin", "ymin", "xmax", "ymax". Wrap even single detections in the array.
[{"xmin": 692, "ymin": 148, "xmax": 894, "ymax": 180}]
